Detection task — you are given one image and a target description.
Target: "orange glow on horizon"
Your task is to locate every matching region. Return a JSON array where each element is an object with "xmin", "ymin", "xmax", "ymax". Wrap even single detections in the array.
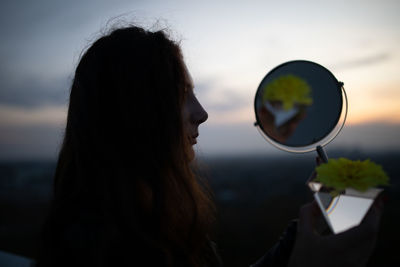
[
  {"xmin": 345, "ymin": 82, "xmax": 400, "ymax": 125},
  {"xmin": 346, "ymin": 114, "xmax": 400, "ymax": 126}
]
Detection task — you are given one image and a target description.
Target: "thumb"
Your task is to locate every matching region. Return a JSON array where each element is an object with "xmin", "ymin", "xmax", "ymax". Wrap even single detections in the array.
[{"xmin": 298, "ymin": 201, "xmax": 321, "ymax": 235}]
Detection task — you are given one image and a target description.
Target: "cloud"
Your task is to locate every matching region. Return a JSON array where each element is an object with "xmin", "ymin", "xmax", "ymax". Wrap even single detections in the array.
[
  {"xmin": 330, "ymin": 52, "xmax": 391, "ymax": 71},
  {"xmin": 0, "ymin": 123, "xmax": 64, "ymax": 160},
  {"xmin": 196, "ymin": 121, "xmax": 400, "ymax": 157},
  {"xmin": 195, "ymin": 80, "xmax": 251, "ymax": 113},
  {"xmin": 334, "ymin": 122, "xmax": 400, "ymax": 151},
  {"xmin": 0, "ymin": 1, "xmax": 147, "ymax": 110},
  {"xmin": 0, "ymin": 105, "xmax": 67, "ymax": 126},
  {"xmin": 0, "ymin": 67, "xmax": 70, "ymax": 108},
  {"xmin": 201, "ymin": 121, "xmax": 400, "ymax": 157}
]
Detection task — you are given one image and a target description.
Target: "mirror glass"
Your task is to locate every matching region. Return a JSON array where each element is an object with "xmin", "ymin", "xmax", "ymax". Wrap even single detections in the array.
[{"xmin": 254, "ymin": 60, "xmax": 346, "ymax": 152}]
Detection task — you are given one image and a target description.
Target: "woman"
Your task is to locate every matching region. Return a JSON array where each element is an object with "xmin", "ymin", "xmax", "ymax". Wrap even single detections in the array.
[
  {"xmin": 39, "ymin": 25, "xmax": 382, "ymax": 267},
  {"xmin": 39, "ymin": 26, "xmax": 218, "ymax": 267}
]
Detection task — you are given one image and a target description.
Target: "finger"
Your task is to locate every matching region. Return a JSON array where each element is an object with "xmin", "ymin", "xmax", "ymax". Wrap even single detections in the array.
[
  {"xmin": 362, "ymin": 197, "xmax": 383, "ymax": 228},
  {"xmin": 298, "ymin": 201, "xmax": 321, "ymax": 235},
  {"xmin": 372, "ymin": 192, "xmax": 386, "ymax": 211},
  {"xmin": 356, "ymin": 192, "xmax": 385, "ymax": 233}
]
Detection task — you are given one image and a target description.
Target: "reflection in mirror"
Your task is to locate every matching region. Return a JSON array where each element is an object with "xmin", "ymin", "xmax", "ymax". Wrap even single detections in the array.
[
  {"xmin": 257, "ymin": 74, "xmax": 313, "ymax": 143},
  {"xmin": 254, "ymin": 60, "xmax": 345, "ymax": 150}
]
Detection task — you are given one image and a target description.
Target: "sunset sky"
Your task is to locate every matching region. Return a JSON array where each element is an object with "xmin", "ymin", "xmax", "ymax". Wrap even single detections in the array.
[{"xmin": 0, "ymin": 0, "xmax": 399, "ymax": 159}]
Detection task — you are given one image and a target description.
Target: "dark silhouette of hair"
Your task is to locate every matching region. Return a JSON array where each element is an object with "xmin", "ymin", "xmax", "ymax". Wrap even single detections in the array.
[{"xmin": 39, "ymin": 26, "xmax": 217, "ymax": 267}]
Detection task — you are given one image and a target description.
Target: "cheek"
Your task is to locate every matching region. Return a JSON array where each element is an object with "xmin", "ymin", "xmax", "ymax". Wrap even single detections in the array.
[
  {"xmin": 183, "ymin": 96, "xmax": 195, "ymax": 120},
  {"xmin": 182, "ymin": 102, "xmax": 191, "ymax": 131}
]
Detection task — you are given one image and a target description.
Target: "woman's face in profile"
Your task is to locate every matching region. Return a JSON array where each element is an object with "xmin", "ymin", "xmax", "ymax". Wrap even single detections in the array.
[{"xmin": 182, "ymin": 67, "xmax": 208, "ymax": 153}]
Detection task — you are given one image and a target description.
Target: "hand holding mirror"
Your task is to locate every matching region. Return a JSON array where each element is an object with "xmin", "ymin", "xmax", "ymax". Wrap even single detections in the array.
[{"xmin": 254, "ymin": 60, "xmax": 383, "ymax": 234}]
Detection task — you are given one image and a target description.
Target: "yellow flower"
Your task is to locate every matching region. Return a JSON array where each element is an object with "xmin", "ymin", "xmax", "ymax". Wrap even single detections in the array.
[
  {"xmin": 262, "ymin": 74, "xmax": 313, "ymax": 111},
  {"xmin": 315, "ymin": 158, "xmax": 389, "ymax": 194}
]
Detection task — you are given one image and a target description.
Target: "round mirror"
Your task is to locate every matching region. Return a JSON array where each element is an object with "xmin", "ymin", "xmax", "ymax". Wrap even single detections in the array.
[{"xmin": 254, "ymin": 60, "xmax": 347, "ymax": 153}]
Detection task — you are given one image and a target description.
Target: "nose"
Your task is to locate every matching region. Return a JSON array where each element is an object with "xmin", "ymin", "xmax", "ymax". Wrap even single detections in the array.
[{"xmin": 193, "ymin": 97, "xmax": 208, "ymax": 125}]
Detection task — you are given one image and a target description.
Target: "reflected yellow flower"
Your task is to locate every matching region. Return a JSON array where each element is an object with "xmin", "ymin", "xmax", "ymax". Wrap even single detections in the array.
[
  {"xmin": 316, "ymin": 158, "xmax": 389, "ymax": 194},
  {"xmin": 262, "ymin": 74, "xmax": 313, "ymax": 111}
]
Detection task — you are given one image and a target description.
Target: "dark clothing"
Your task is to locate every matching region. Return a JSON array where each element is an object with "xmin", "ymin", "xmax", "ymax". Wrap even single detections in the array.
[
  {"xmin": 207, "ymin": 220, "xmax": 297, "ymax": 267},
  {"xmin": 250, "ymin": 220, "xmax": 298, "ymax": 267},
  {"xmin": 39, "ymin": 216, "xmax": 296, "ymax": 267}
]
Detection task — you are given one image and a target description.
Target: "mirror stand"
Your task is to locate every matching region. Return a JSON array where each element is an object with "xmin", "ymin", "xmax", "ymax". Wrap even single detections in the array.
[{"xmin": 253, "ymin": 60, "xmax": 377, "ymax": 234}]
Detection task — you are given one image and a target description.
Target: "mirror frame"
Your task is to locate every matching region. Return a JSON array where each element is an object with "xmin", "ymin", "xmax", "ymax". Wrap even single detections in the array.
[{"xmin": 254, "ymin": 60, "xmax": 348, "ymax": 153}]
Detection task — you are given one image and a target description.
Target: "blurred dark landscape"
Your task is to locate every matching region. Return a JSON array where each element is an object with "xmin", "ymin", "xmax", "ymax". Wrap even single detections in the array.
[{"xmin": 0, "ymin": 150, "xmax": 399, "ymax": 266}]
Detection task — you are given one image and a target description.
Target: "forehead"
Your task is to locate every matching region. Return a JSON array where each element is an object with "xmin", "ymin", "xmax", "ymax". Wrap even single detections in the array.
[{"xmin": 183, "ymin": 63, "xmax": 194, "ymax": 91}]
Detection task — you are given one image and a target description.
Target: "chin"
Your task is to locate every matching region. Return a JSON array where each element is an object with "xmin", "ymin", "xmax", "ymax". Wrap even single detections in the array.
[{"xmin": 188, "ymin": 146, "xmax": 195, "ymax": 161}]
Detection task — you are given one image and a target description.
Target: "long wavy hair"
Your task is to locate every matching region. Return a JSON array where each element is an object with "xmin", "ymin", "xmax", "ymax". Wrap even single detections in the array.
[{"xmin": 39, "ymin": 26, "xmax": 217, "ymax": 267}]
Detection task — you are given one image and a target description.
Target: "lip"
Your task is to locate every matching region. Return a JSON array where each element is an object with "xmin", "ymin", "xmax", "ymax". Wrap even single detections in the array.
[{"xmin": 191, "ymin": 134, "xmax": 198, "ymax": 145}]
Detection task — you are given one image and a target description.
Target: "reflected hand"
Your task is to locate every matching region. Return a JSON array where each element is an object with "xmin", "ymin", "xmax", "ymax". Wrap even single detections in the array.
[{"xmin": 288, "ymin": 197, "xmax": 383, "ymax": 267}]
